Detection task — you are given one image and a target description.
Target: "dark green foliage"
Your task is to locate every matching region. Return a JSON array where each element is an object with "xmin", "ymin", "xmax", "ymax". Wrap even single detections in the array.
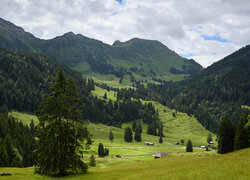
[
  {"xmin": 138, "ymin": 124, "xmax": 142, "ymax": 133},
  {"xmin": 98, "ymin": 143, "xmax": 105, "ymax": 157},
  {"xmin": 0, "ymin": 113, "xmax": 36, "ymax": 167},
  {"xmin": 234, "ymin": 109, "xmax": 249, "ymax": 150},
  {"xmin": 207, "ymin": 133, "xmax": 213, "ymax": 144},
  {"xmin": 104, "ymin": 148, "xmax": 109, "ymax": 156},
  {"xmin": 134, "ymin": 127, "xmax": 142, "ymax": 142},
  {"xmin": 186, "ymin": 140, "xmax": 193, "ymax": 152},
  {"xmin": 0, "ymin": 48, "xmax": 86, "ymax": 112},
  {"xmin": 89, "ymin": 154, "xmax": 96, "ymax": 167},
  {"xmin": 87, "ymin": 137, "xmax": 92, "ymax": 145},
  {"xmin": 217, "ymin": 116, "xmax": 235, "ymax": 154},
  {"xmin": 0, "ymin": 144, "xmax": 9, "ymax": 166},
  {"xmin": 124, "ymin": 127, "xmax": 133, "ymax": 142},
  {"xmin": 159, "ymin": 136, "xmax": 163, "ymax": 143},
  {"xmin": 132, "ymin": 121, "xmax": 137, "ymax": 132},
  {"xmin": 109, "ymin": 130, "xmax": 114, "ymax": 141},
  {"xmin": 172, "ymin": 112, "xmax": 176, "ymax": 117},
  {"xmin": 36, "ymin": 70, "xmax": 88, "ymax": 176},
  {"xmin": 180, "ymin": 139, "xmax": 184, "ymax": 145},
  {"xmin": 103, "ymin": 92, "xmax": 107, "ymax": 99}
]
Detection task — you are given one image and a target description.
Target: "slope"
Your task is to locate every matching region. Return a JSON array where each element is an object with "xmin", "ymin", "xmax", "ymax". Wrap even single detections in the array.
[
  {"xmin": 146, "ymin": 45, "xmax": 250, "ymax": 132},
  {"xmin": 0, "ymin": 48, "xmax": 86, "ymax": 111}
]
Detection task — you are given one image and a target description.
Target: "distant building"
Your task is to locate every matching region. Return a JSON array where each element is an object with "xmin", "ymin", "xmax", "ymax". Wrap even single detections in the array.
[
  {"xmin": 153, "ymin": 152, "xmax": 168, "ymax": 159},
  {"xmin": 200, "ymin": 145, "xmax": 206, "ymax": 149},
  {"xmin": 144, "ymin": 142, "xmax": 154, "ymax": 146},
  {"xmin": 174, "ymin": 142, "xmax": 179, "ymax": 145},
  {"xmin": 209, "ymin": 141, "xmax": 214, "ymax": 144}
]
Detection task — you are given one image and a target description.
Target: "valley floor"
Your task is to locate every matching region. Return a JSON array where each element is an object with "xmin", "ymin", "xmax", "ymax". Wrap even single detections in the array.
[{"xmin": 0, "ymin": 148, "xmax": 249, "ymax": 180}]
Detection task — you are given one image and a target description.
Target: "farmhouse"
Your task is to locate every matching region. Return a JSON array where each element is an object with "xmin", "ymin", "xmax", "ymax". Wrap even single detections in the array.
[
  {"xmin": 153, "ymin": 152, "xmax": 168, "ymax": 159},
  {"xmin": 144, "ymin": 142, "xmax": 154, "ymax": 146}
]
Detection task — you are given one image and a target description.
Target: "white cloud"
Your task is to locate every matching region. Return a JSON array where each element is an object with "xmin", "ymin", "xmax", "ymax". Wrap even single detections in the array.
[{"xmin": 0, "ymin": 0, "xmax": 249, "ymax": 67}]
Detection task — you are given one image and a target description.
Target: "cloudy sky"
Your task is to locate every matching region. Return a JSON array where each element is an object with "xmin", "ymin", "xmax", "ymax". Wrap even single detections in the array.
[{"xmin": 1, "ymin": 0, "xmax": 250, "ymax": 67}]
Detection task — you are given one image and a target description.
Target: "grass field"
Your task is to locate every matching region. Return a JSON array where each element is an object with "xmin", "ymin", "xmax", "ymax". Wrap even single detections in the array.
[
  {"xmin": 0, "ymin": 148, "xmax": 249, "ymax": 179},
  {"xmin": 5, "ymin": 85, "xmax": 224, "ymax": 179}
]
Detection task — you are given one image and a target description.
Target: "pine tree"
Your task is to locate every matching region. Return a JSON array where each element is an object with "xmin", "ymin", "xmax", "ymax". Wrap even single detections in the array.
[
  {"xmin": 134, "ymin": 127, "xmax": 141, "ymax": 142},
  {"xmin": 104, "ymin": 148, "xmax": 109, "ymax": 156},
  {"xmin": 98, "ymin": 143, "xmax": 105, "ymax": 157},
  {"xmin": 0, "ymin": 144, "xmax": 9, "ymax": 166},
  {"xmin": 138, "ymin": 124, "xmax": 142, "ymax": 133},
  {"xmin": 234, "ymin": 109, "xmax": 249, "ymax": 150},
  {"xmin": 103, "ymin": 92, "xmax": 107, "ymax": 99},
  {"xmin": 207, "ymin": 133, "xmax": 213, "ymax": 144},
  {"xmin": 87, "ymin": 137, "xmax": 92, "ymax": 145},
  {"xmin": 186, "ymin": 139, "xmax": 193, "ymax": 152},
  {"xmin": 36, "ymin": 70, "xmax": 88, "ymax": 176},
  {"xmin": 159, "ymin": 136, "xmax": 163, "ymax": 143},
  {"xmin": 89, "ymin": 154, "xmax": 96, "ymax": 167},
  {"xmin": 132, "ymin": 121, "xmax": 137, "ymax": 132},
  {"xmin": 217, "ymin": 116, "xmax": 235, "ymax": 154},
  {"xmin": 180, "ymin": 139, "xmax": 184, "ymax": 145},
  {"xmin": 124, "ymin": 127, "xmax": 133, "ymax": 142},
  {"xmin": 109, "ymin": 130, "xmax": 114, "ymax": 141}
]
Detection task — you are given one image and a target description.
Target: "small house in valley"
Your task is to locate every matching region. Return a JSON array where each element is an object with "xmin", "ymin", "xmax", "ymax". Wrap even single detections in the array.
[
  {"xmin": 144, "ymin": 142, "xmax": 154, "ymax": 146},
  {"xmin": 153, "ymin": 152, "xmax": 168, "ymax": 159}
]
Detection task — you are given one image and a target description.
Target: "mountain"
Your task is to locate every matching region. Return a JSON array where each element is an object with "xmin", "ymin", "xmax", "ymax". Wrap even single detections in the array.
[
  {"xmin": 0, "ymin": 17, "xmax": 202, "ymax": 80},
  {"xmin": 144, "ymin": 45, "xmax": 250, "ymax": 132}
]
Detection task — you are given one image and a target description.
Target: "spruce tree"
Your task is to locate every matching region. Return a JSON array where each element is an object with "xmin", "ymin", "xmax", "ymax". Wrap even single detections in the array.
[
  {"xmin": 217, "ymin": 116, "xmax": 235, "ymax": 154},
  {"xmin": 36, "ymin": 70, "xmax": 88, "ymax": 176},
  {"xmin": 134, "ymin": 127, "xmax": 141, "ymax": 142},
  {"xmin": 180, "ymin": 139, "xmax": 184, "ymax": 145},
  {"xmin": 124, "ymin": 127, "xmax": 133, "ymax": 142},
  {"xmin": 109, "ymin": 130, "xmax": 114, "ymax": 141},
  {"xmin": 98, "ymin": 143, "xmax": 105, "ymax": 157},
  {"xmin": 0, "ymin": 144, "xmax": 9, "ymax": 166},
  {"xmin": 89, "ymin": 154, "xmax": 96, "ymax": 167},
  {"xmin": 207, "ymin": 133, "xmax": 213, "ymax": 144},
  {"xmin": 132, "ymin": 121, "xmax": 137, "ymax": 132},
  {"xmin": 159, "ymin": 136, "xmax": 163, "ymax": 143},
  {"xmin": 103, "ymin": 92, "xmax": 107, "ymax": 99},
  {"xmin": 234, "ymin": 109, "xmax": 249, "ymax": 150},
  {"xmin": 186, "ymin": 139, "xmax": 193, "ymax": 152}
]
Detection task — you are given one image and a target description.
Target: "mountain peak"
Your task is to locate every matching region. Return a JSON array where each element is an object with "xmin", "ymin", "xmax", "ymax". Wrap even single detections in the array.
[{"xmin": 0, "ymin": 17, "xmax": 35, "ymax": 40}]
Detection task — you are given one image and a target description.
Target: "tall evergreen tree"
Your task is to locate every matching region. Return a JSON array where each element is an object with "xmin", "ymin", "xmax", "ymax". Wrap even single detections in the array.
[
  {"xmin": 103, "ymin": 92, "xmax": 107, "ymax": 99},
  {"xmin": 207, "ymin": 133, "xmax": 213, "ymax": 143},
  {"xmin": 124, "ymin": 127, "xmax": 133, "ymax": 142},
  {"xmin": 186, "ymin": 139, "xmax": 193, "ymax": 152},
  {"xmin": 217, "ymin": 116, "xmax": 235, "ymax": 154},
  {"xmin": 36, "ymin": 70, "xmax": 88, "ymax": 176},
  {"xmin": 109, "ymin": 130, "xmax": 114, "ymax": 141},
  {"xmin": 234, "ymin": 109, "xmax": 249, "ymax": 150},
  {"xmin": 134, "ymin": 127, "xmax": 141, "ymax": 142},
  {"xmin": 98, "ymin": 143, "xmax": 105, "ymax": 157},
  {"xmin": 159, "ymin": 136, "xmax": 163, "ymax": 143}
]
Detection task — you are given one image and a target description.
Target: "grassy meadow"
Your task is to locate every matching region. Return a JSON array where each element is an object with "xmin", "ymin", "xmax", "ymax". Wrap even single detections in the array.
[{"xmin": 0, "ymin": 148, "xmax": 249, "ymax": 180}]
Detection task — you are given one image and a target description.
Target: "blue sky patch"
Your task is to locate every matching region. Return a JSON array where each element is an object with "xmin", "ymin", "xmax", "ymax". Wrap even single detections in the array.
[
  {"xmin": 115, "ymin": 0, "xmax": 123, "ymax": 4},
  {"xmin": 201, "ymin": 34, "xmax": 228, "ymax": 43},
  {"xmin": 179, "ymin": 53, "xmax": 195, "ymax": 58}
]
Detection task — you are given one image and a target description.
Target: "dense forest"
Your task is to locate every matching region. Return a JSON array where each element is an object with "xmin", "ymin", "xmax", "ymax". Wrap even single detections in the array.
[
  {"xmin": 0, "ymin": 48, "xmax": 162, "ymax": 135},
  {"xmin": 0, "ymin": 113, "xmax": 36, "ymax": 167}
]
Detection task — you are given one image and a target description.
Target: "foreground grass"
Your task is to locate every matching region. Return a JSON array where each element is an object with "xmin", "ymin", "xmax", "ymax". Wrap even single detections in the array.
[{"xmin": 1, "ymin": 148, "xmax": 249, "ymax": 179}]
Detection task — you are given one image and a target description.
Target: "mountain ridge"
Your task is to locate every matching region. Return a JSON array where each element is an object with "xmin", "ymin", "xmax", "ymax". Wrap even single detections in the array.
[{"xmin": 0, "ymin": 17, "xmax": 202, "ymax": 80}]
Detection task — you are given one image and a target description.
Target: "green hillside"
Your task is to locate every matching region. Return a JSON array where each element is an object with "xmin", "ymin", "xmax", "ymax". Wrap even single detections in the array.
[
  {"xmin": 0, "ymin": 18, "xmax": 202, "ymax": 81},
  {"xmin": 143, "ymin": 45, "xmax": 250, "ymax": 132}
]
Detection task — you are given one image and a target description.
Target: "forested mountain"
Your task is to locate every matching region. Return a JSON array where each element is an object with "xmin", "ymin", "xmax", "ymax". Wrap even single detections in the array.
[
  {"xmin": 0, "ymin": 48, "xmax": 86, "ymax": 112},
  {"xmin": 144, "ymin": 45, "xmax": 250, "ymax": 132},
  {"xmin": 0, "ymin": 18, "xmax": 202, "ymax": 80},
  {"xmin": 0, "ymin": 48, "xmax": 161, "ymax": 131}
]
